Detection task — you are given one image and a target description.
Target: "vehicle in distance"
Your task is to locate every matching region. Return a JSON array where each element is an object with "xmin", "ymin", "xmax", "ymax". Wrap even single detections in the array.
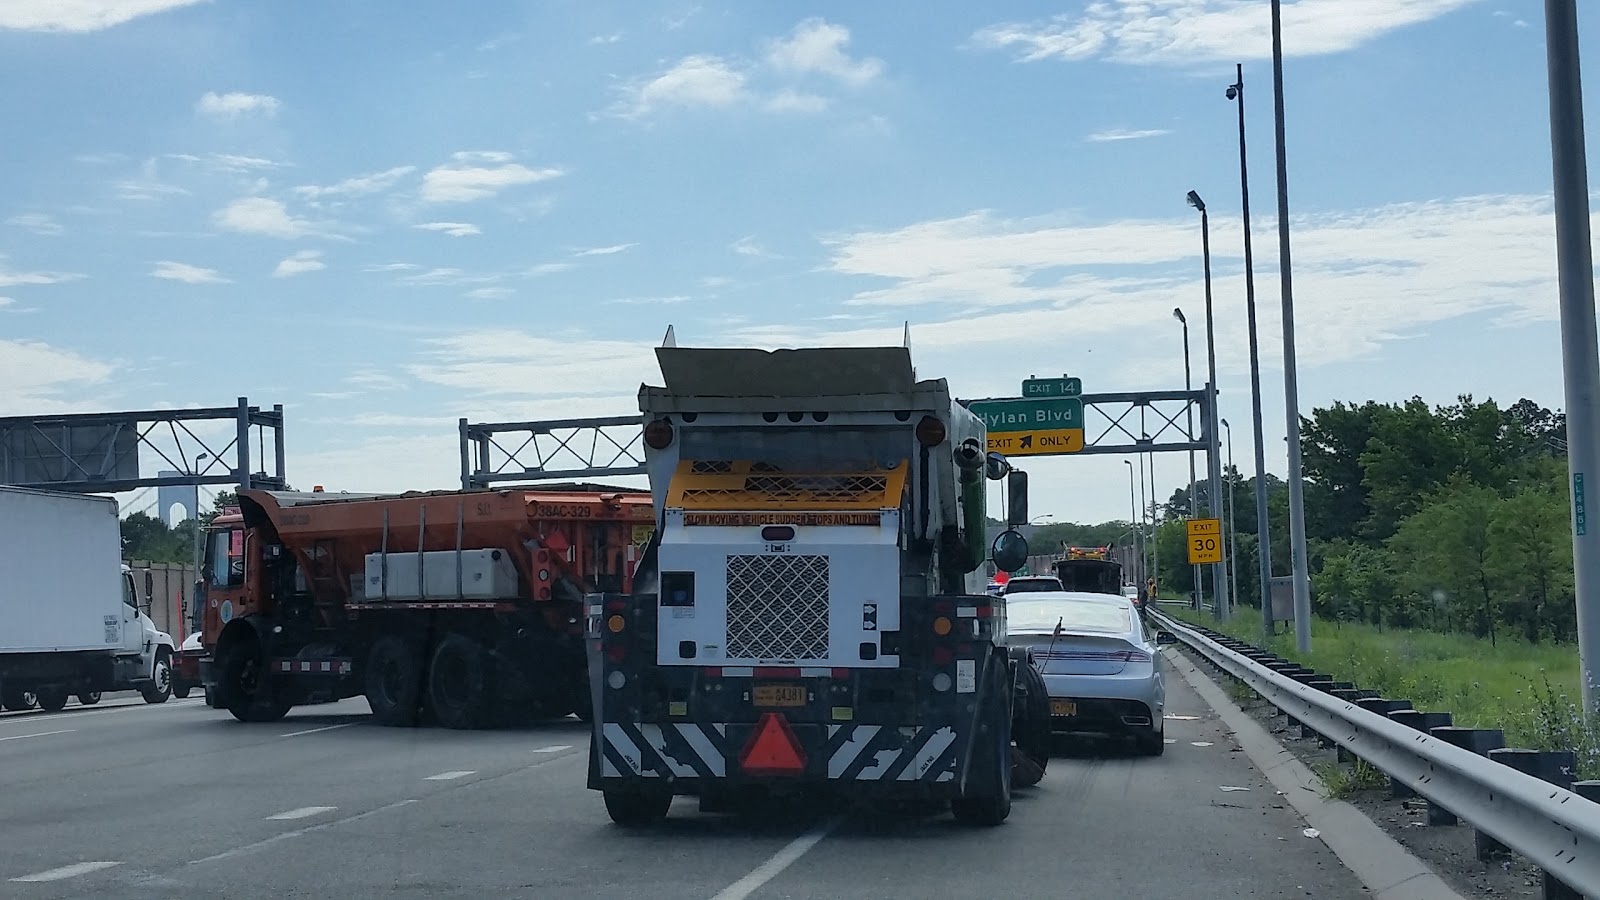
[
  {"xmin": 1000, "ymin": 575, "xmax": 1063, "ymax": 595},
  {"xmin": 1005, "ymin": 591, "xmax": 1174, "ymax": 756}
]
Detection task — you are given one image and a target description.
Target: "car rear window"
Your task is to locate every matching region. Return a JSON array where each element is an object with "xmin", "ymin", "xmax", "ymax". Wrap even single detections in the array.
[
  {"xmin": 1007, "ymin": 599, "xmax": 1133, "ymax": 634},
  {"xmin": 1003, "ymin": 578, "xmax": 1061, "ymax": 594}
]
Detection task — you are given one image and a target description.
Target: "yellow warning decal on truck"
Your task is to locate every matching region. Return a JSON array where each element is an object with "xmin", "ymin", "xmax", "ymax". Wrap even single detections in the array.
[
  {"xmin": 681, "ymin": 511, "xmax": 883, "ymax": 527},
  {"xmin": 668, "ymin": 460, "xmax": 907, "ymax": 512}
]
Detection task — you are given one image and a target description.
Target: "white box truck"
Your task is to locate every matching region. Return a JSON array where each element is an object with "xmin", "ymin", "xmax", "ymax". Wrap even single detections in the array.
[{"xmin": 0, "ymin": 486, "xmax": 177, "ymax": 711}]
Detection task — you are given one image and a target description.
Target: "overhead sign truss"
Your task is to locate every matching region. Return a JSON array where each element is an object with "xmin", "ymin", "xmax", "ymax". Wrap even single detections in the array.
[
  {"xmin": 0, "ymin": 397, "xmax": 287, "ymax": 494},
  {"xmin": 459, "ymin": 415, "xmax": 646, "ymax": 488}
]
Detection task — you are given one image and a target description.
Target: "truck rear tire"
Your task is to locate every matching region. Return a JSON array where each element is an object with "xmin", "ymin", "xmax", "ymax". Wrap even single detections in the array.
[
  {"xmin": 951, "ymin": 658, "xmax": 1013, "ymax": 827},
  {"xmin": 35, "ymin": 687, "xmax": 70, "ymax": 712},
  {"xmin": 173, "ymin": 684, "xmax": 192, "ymax": 700},
  {"xmin": 603, "ymin": 788, "xmax": 671, "ymax": 826},
  {"xmin": 1008, "ymin": 649, "xmax": 1051, "ymax": 788},
  {"xmin": 77, "ymin": 691, "xmax": 101, "ymax": 706},
  {"xmin": 428, "ymin": 634, "xmax": 497, "ymax": 730},
  {"xmin": 2, "ymin": 687, "xmax": 34, "ymax": 711},
  {"xmin": 365, "ymin": 635, "xmax": 425, "ymax": 727},
  {"xmin": 142, "ymin": 652, "xmax": 173, "ymax": 704}
]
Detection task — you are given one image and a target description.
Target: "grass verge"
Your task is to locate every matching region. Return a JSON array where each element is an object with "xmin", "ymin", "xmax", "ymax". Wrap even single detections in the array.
[{"xmin": 1163, "ymin": 604, "xmax": 1600, "ymax": 778}]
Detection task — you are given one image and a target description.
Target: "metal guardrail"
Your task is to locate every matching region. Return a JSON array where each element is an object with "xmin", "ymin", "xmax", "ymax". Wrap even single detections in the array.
[{"xmin": 1150, "ymin": 609, "xmax": 1600, "ymax": 895}]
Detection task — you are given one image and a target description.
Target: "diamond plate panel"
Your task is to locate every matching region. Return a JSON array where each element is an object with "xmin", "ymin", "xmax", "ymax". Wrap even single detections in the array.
[{"xmin": 725, "ymin": 554, "xmax": 830, "ymax": 660}]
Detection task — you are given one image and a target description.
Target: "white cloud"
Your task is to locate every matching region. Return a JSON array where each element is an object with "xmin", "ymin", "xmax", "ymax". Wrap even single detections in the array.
[
  {"xmin": 0, "ymin": 339, "xmax": 114, "ymax": 415},
  {"xmin": 272, "ymin": 249, "xmax": 325, "ymax": 278},
  {"xmin": 414, "ymin": 221, "xmax": 481, "ymax": 237},
  {"xmin": 0, "ymin": 258, "xmax": 82, "ymax": 288},
  {"xmin": 607, "ymin": 295, "xmax": 689, "ymax": 305},
  {"xmin": 971, "ymin": 0, "xmax": 1480, "ymax": 65},
  {"xmin": 1087, "ymin": 128, "xmax": 1171, "ymax": 142},
  {"xmin": 166, "ymin": 152, "xmax": 283, "ymax": 173},
  {"xmin": 765, "ymin": 19, "xmax": 885, "ymax": 86},
  {"xmin": 764, "ymin": 90, "xmax": 830, "ymax": 114},
  {"xmin": 590, "ymin": 32, "xmax": 623, "ymax": 44},
  {"xmin": 196, "ymin": 91, "xmax": 281, "ymax": 119},
  {"xmin": 573, "ymin": 243, "xmax": 636, "ymax": 256},
  {"xmin": 409, "ymin": 330, "xmax": 662, "ymax": 398},
  {"xmin": 363, "ymin": 262, "xmax": 419, "ymax": 272},
  {"xmin": 525, "ymin": 262, "xmax": 575, "ymax": 276},
  {"xmin": 212, "ymin": 197, "xmax": 325, "ymax": 239},
  {"xmin": 731, "ymin": 235, "xmax": 778, "ymax": 258},
  {"xmin": 465, "ymin": 287, "xmax": 514, "ymax": 300},
  {"xmin": 0, "ymin": 0, "xmax": 207, "ymax": 33},
  {"xmin": 7, "ymin": 213, "xmax": 63, "ymax": 236},
  {"xmin": 150, "ymin": 260, "xmax": 229, "ymax": 284},
  {"xmin": 115, "ymin": 157, "xmax": 189, "ymax": 201},
  {"xmin": 419, "ymin": 151, "xmax": 564, "ymax": 203},
  {"xmin": 613, "ymin": 55, "xmax": 749, "ymax": 118},
  {"xmin": 292, "ymin": 165, "xmax": 416, "ymax": 202}
]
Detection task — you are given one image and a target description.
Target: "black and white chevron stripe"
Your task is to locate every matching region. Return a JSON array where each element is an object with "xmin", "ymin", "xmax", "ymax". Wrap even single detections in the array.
[
  {"xmin": 823, "ymin": 724, "xmax": 961, "ymax": 782},
  {"xmin": 601, "ymin": 722, "xmax": 731, "ymax": 779},
  {"xmin": 599, "ymin": 721, "xmax": 963, "ymax": 782}
]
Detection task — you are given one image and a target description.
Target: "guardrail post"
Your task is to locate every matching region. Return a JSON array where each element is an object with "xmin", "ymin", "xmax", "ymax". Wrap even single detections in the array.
[
  {"xmin": 1385, "ymin": 711, "xmax": 1453, "ymax": 798},
  {"xmin": 1344, "ymin": 698, "xmax": 1414, "ymax": 765},
  {"xmin": 1482, "ymin": 749, "xmax": 1577, "ymax": 867},
  {"xmin": 1547, "ymin": 781, "xmax": 1600, "ymax": 900},
  {"xmin": 1427, "ymin": 727, "xmax": 1505, "ymax": 830}
]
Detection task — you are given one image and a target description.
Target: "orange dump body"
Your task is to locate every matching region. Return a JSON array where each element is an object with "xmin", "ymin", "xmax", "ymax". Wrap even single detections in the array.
[{"xmin": 200, "ymin": 488, "xmax": 654, "ymax": 647}]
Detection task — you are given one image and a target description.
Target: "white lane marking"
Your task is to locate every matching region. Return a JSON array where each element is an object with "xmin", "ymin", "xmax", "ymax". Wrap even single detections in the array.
[
  {"xmin": 708, "ymin": 817, "xmax": 841, "ymax": 900},
  {"xmin": 424, "ymin": 770, "xmax": 475, "ymax": 781},
  {"xmin": 0, "ymin": 729, "xmax": 74, "ymax": 744},
  {"xmin": 0, "ymin": 697, "xmax": 202, "ymax": 726},
  {"xmin": 280, "ymin": 723, "xmax": 354, "ymax": 738},
  {"xmin": 266, "ymin": 806, "xmax": 336, "ymax": 821},
  {"xmin": 10, "ymin": 861, "xmax": 122, "ymax": 882},
  {"xmin": 532, "ymin": 744, "xmax": 571, "ymax": 753},
  {"xmin": 190, "ymin": 800, "xmax": 416, "ymax": 867}
]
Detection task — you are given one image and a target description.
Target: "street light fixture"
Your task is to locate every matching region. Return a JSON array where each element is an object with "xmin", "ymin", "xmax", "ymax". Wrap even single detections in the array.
[
  {"xmin": 1171, "ymin": 307, "xmax": 1201, "ymax": 611},
  {"xmin": 1228, "ymin": 62, "xmax": 1277, "ymax": 644},
  {"xmin": 1188, "ymin": 191, "xmax": 1228, "ymax": 619}
]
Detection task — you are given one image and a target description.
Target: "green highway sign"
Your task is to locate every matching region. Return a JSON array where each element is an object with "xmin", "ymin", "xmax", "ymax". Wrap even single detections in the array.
[
  {"xmin": 1021, "ymin": 376, "xmax": 1082, "ymax": 398},
  {"xmin": 969, "ymin": 397, "xmax": 1084, "ymax": 433}
]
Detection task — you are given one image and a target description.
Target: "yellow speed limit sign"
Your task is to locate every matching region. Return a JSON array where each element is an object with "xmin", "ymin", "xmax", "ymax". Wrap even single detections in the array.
[{"xmin": 1186, "ymin": 518, "xmax": 1223, "ymax": 564}]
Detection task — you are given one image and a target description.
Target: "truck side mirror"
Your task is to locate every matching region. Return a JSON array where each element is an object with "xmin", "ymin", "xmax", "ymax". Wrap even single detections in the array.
[
  {"xmin": 991, "ymin": 529, "xmax": 1029, "ymax": 573},
  {"xmin": 1006, "ymin": 470, "xmax": 1029, "ymax": 527},
  {"xmin": 985, "ymin": 452, "xmax": 1012, "ymax": 481}
]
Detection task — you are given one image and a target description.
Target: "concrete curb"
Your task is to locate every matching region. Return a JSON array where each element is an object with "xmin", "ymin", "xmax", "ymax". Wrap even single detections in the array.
[{"xmin": 1167, "ymin": 648, "xmax": 1468, "ymax": 900}]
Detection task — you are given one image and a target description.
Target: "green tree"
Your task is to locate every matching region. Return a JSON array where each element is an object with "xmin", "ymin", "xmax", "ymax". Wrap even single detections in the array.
[
  {"xmin": 1389, "ymin": 480, "xmax": 1503, "ymax": 644},
  {"xmin": 1490, "ymin": 485, "xmax": 1574, "ymax": 642},
  {"xmin": 120, "ymin": 511, "xmax": 188, "ymax": 563}
]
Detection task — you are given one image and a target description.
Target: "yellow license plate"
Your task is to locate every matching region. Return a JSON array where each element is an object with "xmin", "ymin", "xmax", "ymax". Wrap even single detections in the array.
[
  {"xmin": 1051, "ymin": 699, "xmax": 1078, "ymax": 717},
  {"xmin": 753, "ymin": 684, "xmax": 808, "ymax": 707}
]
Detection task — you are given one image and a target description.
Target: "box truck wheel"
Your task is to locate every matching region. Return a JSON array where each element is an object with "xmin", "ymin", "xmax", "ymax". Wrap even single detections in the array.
[
  {"xmin": 173, "ymin": 684, "xmax": 191, "ymax": 700},
  {"xmin": 142, "ymin": 651, "xmax": 173, "ymax": 704},
  {"xmin": 427, "ymin": 633, "xmax": 497, "ymax": 730},
  {"xmin": 365, "ymin": 635, "xmax": 425, "ymax": 727},
  {"xmin": 77, "ymin": 691, "xmax": 101, "ymax": 706},
  {"xmin": 35, "ymin": 686, "xmax": 70, "ymax": 712}
]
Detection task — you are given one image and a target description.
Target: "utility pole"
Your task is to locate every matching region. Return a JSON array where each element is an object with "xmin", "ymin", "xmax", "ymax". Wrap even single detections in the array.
[
  {"xmin": 1189, "ymin": 191, "xmax": 1230, "ymax": 619},
  {"xmin": 1543, "ymin": 0, "xmax": 1600, "ymax": 720},
  {"xmin": 1269, "ymin": 0, "xmax": 1312, "ymax": 653}
]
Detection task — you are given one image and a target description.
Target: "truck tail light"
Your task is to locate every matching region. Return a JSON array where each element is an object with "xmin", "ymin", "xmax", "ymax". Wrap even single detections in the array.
[{"xmin": 643, "ymin": 418, "xmax": 675, "ymax": 449}]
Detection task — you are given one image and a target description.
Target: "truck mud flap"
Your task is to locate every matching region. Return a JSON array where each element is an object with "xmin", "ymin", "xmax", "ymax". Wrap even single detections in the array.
[{"xmin": 598, "ymin": 721, "xmax": 963, "ymax": 784}]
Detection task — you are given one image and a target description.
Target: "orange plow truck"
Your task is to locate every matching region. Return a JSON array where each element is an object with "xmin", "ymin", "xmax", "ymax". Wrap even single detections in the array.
[{"xmin": 197, "ymin": 486, "xmax": 652, "ymax": 728}]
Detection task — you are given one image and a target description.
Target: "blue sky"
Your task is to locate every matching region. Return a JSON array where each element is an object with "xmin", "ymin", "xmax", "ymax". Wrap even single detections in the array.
[{"xmin": 0, "ymin": 0, "xmax": 1585, "ymax": 526}]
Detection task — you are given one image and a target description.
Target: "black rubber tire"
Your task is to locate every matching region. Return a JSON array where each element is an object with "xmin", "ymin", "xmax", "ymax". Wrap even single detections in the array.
[
  {"xmin": 951, "ymin": 658, "xmax": 1014, "ymax": 827},
  {"xmin": 603, "ymin": 788, "xmax": 672, "ymax": 826},
  {"xmin": 77, "ymin": 691, "xmax": 102, "ymax": 706},
  {"xmin": 142, "ymin": 652, "xmax": 173, "ymax": 704},
  {"xmin": 1008, "ymin": 648, "xmax": 1051, "ymax": 788},
  {"xmin": 217, "ymin": 642, "xmax": 292, "ymax": 723},
  {"xmin": 173, "ymin": 684, "xmax": 192, "ymax": 700},
  {"xmin": 427, "ymin": 633, "xmax": 497, "ymax": 730},
  {"xmin": 35, "ymin": 686, "xmax": 70, "ymax": 712},
  {"xmin": 364, "ymin": 635, "xmax": 426, "ymax": 727},
  {"xmin": 1134, "ymin": 727, "xmax": 1166, "ymax": 757},
  {"xmin": 3, "ymin": 687, "xmax": 35, "ymax": 711}
]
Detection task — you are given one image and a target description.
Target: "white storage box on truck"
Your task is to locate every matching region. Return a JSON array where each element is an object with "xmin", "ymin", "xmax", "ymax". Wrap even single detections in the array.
[{"xmin": 0, "ymin": 486, "xmax": 177, "ymax": 711}]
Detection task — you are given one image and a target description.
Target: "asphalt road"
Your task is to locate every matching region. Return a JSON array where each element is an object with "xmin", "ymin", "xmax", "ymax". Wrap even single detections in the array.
[{"xmin": 0, "ymin": 659, "xmax": 1369, "ymax": 900}]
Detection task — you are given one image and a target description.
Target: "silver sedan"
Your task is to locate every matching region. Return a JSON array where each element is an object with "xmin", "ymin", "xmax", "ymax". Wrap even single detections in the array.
[{"xmin": 1005, "ymin": 591, "xmax": 1174, "ymax": 756}]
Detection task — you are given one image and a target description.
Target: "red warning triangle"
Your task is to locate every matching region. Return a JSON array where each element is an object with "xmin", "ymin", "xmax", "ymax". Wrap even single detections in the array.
[{"xmin": 739, "ymin": 713, "xmax": 807, "ymax": 776}]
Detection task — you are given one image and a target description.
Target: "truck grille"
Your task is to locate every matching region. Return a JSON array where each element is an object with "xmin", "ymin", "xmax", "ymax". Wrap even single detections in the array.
[{"xmin": 725, "ymin": 554, "xmax": 830, "ymax": 660}]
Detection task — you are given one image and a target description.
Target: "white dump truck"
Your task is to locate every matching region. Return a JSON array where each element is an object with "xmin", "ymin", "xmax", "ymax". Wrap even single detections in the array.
[
  {"xmin": 587, "ymin": 342, "xmax": 1051, "ymax": 826},
  {"xmin": 0, "ymin": 486, "xmax": 177, "ymax": 711}
]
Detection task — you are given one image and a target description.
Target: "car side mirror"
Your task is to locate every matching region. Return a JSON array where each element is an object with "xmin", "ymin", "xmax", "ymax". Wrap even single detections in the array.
[
  {"xmin": 991, "ymin": 529, "xmax": 1029, "ymax": 573},
  {"xmin": 1156, "ymin": 631, "xmax": 1178, "ymax": 645}
]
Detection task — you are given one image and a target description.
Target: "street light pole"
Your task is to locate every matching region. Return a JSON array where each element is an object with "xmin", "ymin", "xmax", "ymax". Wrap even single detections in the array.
[
  {"xmin": 1125, "ymin": 459, "xmax": 1141, "ymax": 585},
  {"xmin": 1228, "ymin": 63, "xmax": 1276, "ymax": 644},
  {"xmin": 1223, "ymin": 419, "xmax": 1239, "ymax": 617},
  {"xmin": 190, "ymin": 452, "xmax": 209, "ymax": 639},
  {"xmin": 1188, "ymin": 191, "xmax": 1229, "ymax": 620},
  {"xmin": 1269, "ymin": 0, "xmax": 1312, "ymax": 654},
  {"xmin": 1138, "ymin": 448, "xmax": 1151, "ymax": 593},
  {"xmin": 1172, "ymin": 308, "xmax": 1201, "ymax": 611},
  {"xmin": 1542, "ymin": 0, "xmax": 1600, "ymax": 720}
]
